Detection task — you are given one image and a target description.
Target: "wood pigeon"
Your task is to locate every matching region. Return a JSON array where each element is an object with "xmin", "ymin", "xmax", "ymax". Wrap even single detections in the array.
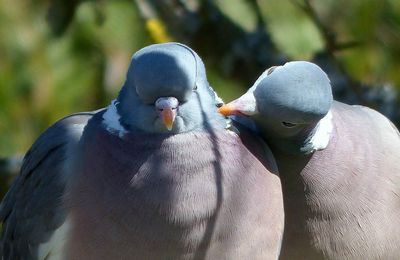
[
  {"xmin": 0, "ymin": 43, "xmax": 284, "ymax": 259},
  {"xmin": 219, "ymin": 61, "xmax": 400, "ymax": 259}
]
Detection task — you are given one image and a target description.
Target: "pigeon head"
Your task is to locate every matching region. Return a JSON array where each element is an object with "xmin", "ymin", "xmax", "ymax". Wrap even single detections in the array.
[
  {"xmin": 116, "ymin": 42, "xmax": 226, "ymax": 134},
  {"xmin": 219, "ymin": 61, "xmax": 333, "ymax": 153}
]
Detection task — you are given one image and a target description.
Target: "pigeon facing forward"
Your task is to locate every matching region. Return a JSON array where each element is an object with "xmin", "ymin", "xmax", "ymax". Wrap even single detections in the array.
[
  {"xmin": 219, "ymin": 61, "xmax": 400, "ymax": 260},
  {"xmin": 0, "ymin": 43, "xmax": 284, "ymax": 259}
]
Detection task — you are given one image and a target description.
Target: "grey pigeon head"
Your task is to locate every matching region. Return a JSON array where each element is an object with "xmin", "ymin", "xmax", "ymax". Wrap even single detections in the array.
[
  {"xmin": 117, "ymin": 42, "xmax": 226, "ymax": 134},
  {"xmin": 254, "ymin": 61, "xmax": 332, "ymax": 127},
  {"xmin": 220, "ymin": 61, "xmax": 333, "ymax": 153},
  {"xmin": 221, "ymin": 61, "xmax": 333, "ymax": 134}
]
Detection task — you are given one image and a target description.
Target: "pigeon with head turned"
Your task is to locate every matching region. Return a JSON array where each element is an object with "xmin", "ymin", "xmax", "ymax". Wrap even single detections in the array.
[
  {"xmin": 219, "ymin": 61, "xmax": 400, "ymax": 260},
  {"xmin": 0, "ymin": 43, "xmax": 284, "ymax": 259}
]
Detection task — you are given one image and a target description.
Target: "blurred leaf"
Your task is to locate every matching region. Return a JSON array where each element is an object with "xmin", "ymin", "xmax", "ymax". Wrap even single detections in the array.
[
  {"xmin": 259, "ymin": 0, "xmax": 325, "ymax": 59},
  {"xmin": 215, "ymin": 0, "xmax": 257, "ymax": 32}
]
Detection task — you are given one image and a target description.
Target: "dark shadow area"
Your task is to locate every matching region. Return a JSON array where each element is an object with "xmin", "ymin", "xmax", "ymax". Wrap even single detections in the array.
[
  {"xmin": 272, "ymin": 152, "xmax": 325, "ymax": 260},
  {"xmin": 233, "ymin": 122, "xmax": 279, "ymax": 177},
  {"xmin": 192, "ymin": 91, "xmax": 223, "ymax": 259}
]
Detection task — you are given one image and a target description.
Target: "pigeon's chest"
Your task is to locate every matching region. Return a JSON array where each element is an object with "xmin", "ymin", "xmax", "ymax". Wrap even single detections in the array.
[
  {"xmin": 66, "ymin": 130, "xmax": 277, "ymax": 259},
  {"xmin": 75, "ymin": 130, "xmax": 223, "ymax": 221}
]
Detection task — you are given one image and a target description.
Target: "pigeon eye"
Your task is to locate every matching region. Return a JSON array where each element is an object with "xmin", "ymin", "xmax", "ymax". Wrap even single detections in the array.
[
  {"xmin": 282, "ymin": 121, "xmax": 297, "ymax": 128},
  {"xmin": 193, "ymin": 84, "xmax": 198, "ymax": 91},
  {"xmin": 267, "ymin": 66, "xmax": 277, "ymax": 75}
]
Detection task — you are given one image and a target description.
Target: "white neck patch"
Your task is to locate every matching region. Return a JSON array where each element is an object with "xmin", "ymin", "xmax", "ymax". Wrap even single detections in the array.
[
  {"xmin": 308, "ymin": 110, "xmax": 333, "ymax": 152},
  {"xmin": 102, "ymin": 100, "xmax": 128, "ymax": 138}
]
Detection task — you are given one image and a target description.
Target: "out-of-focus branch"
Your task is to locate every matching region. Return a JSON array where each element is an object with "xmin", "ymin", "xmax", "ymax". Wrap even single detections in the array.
[
  {"xmin": 293, "ymin": 0, "xmax": 368, "ymax": 105},
  {"xmin": 46, "ymin": 0, "xmax": 80, "ymax": 36},
  {"xmin": 134, "ymin": 0, "xmax": 286, "ymax": 84},
  {"xmin": 47, "ymin": 0, "xmax": 105, "ymax": 36},
  {"xmin": 293, "ymin": 0, "xmax": 362, "ymax": 53},
  {"xmin": 246, "ymin": 0, "xmax": 266, "ymax": 27},
  {"xmin": 293, "ymin": 0, "xmax": 336, "ymax": 53}
]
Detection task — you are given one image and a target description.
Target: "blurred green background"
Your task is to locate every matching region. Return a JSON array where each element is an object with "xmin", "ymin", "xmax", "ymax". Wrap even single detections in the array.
[{"xmin": 1, "ymin": 0, "xmax": 400, "ymax": 186}]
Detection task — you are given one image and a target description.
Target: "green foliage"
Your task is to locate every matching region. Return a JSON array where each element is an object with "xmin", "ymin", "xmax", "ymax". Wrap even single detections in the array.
[
  {"xmin": 216, "ymin": 0, "xmax": 258, "ymax": 32},
  {"xmin": 0, "ymin": 0, "xmax": 149, "ymax": 156},
  {"xmin": 260, "ymin": 0, "xmax": 325, "ymax": 59}
]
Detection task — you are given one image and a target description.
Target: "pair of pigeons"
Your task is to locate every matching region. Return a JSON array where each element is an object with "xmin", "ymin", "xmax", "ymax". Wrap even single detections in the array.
[{"xmin": 1, "ymin": 42, "xmax": 399, "ymax": 260}]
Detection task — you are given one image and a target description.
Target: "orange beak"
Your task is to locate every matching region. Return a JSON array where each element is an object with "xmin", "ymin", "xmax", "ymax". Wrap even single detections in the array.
[
  {"xmin": 218, "ymin": 103, "xmax": 241, "ymax": 117},
  {"xmin": 155, "ymin": 97, "xmax": 179, "ymax": 131},
  {"xmin": 161, "ymin": 108, "xmax": 176, "ymax": 131}
]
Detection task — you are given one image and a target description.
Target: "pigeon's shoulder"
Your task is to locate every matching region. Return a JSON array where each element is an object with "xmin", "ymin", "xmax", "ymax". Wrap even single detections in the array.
[
  {"xmin": 0, "ymin": 111, "xmax": 95, "ymax": 259},
  {"xmin": 332, "ymin": 101, "xmax": 400, "ymax": 140}
]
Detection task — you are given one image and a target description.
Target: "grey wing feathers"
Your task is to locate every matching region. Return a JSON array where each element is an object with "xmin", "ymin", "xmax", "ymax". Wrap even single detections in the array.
[{"xmin": 0, "ymin": 112, "xmax": 95, "ymax": 260}]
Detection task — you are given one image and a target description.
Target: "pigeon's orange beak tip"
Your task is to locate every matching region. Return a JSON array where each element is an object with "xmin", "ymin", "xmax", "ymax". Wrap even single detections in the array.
[
  {"xmin": 164, "ymin": 121, "xmax": 173, "ymax": 131},
  {"xmin": 218, "ymin": 104, "xmax": 236, "ymax": 117},
  {"xmin": 161, "ymin": 108, "xmax": 176, "ymax": 131}
]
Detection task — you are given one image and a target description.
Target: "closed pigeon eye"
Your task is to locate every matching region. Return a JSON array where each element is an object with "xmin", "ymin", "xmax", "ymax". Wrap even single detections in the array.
[{"xmin": 282, "ymin": 121, "xmax": 297, "ymax": 128}]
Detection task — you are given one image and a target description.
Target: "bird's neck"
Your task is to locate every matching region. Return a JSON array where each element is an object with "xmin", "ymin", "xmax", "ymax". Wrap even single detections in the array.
[
  {"xmin": 102, "ymin": 99, "xmax": 128, "ymax": 137},
  {"xmin": 267, "ymin": 111, "xmax": 333, "ymax": 155}
]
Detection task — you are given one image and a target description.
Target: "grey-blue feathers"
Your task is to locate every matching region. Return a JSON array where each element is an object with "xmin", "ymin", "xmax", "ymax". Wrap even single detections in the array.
[
  {"xmin": 117, "ymin": 42, "xmax": 227, "ymax": 134},
  {"xmin": 128, "ymin": 43, "xmax": 197, "ymax": 103},
  {"xmin": 254, "ymin": 61, "xmax": 333, "ymax": 126},
  {"xmin": 220, "ymin": 61, "xmax": 333, "ymax": 154}
]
